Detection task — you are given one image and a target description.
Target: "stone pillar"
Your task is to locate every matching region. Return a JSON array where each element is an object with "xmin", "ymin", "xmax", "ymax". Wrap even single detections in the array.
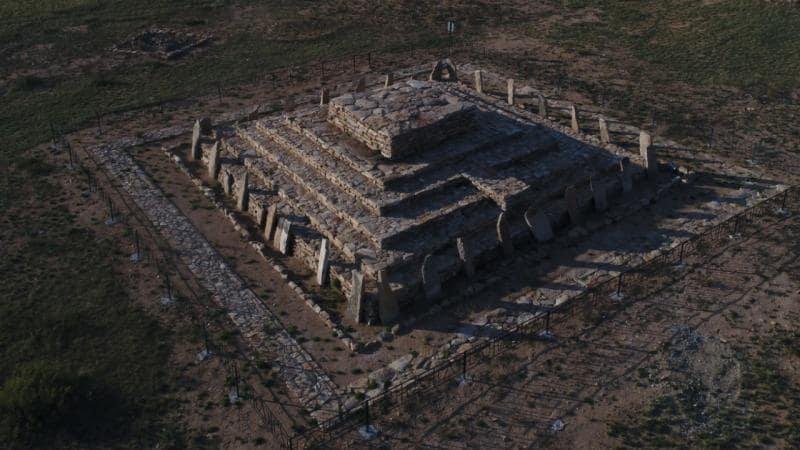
[
  {"xmin": 236, "ymin": 172, "xmax": 250, "ymax": 212},
  {"xmin": 591, "ymin": 178, "xmax": 608, "ymax": 212},
  {"xmin": 348, "ymin": 270, "xmax": 365, "ymax": 323},
  {"xmin": 354, "ymin": 77, "xmax": 366, "ymax": 93},
  {"xmin": 497, "ymin": 212, "xmax": 513, "ymax": 257},
  {"xmin": 384, "ymin": 73, "xmax": 394, "ymax": 88},
  {"xmin": 570, "ymin": 105, "xmax": 580, "ymax": 133},
  {"xmin": 276, "ymin": 218, "xmax": 292, "ymax": 255},
  {"xmin": 525, "ymin": 208, "xmax": 554, "ymax": 242},
  {"xmin": 644, "ymin": 145, "xmax": 659, "ymax": 178},
  {"xmin": 208, "ymin": 141, "xmax": 220, "ymax": 180},
  {"xmin": 507, "ymin": 78, "xmax": 515, "ymax": 105},
  {"xmin": 272, "ymin": 217, "xmax": 285, "ymax": 249},
  {"xmin": 565, "ymin": 185, "xmax": 581, "ymax": 224},
  {"xmin": 264, "ymin": 204, "xmax": 278, "ymax": 241},
  {"xmin": 538, "ymin": 94, "xmax": 548, "ymax": 118},
  {"xmin": 599, "ymin": 117, "xmax": 610, "ymax": 144},
  {"xmin": 421, "ymin": 254, "xmax": 442, "ymax": 301},
  {"xmin": 316, "ymin": 238, "xmax": 330, "ymax": 286},
  {"xmin": 320, "ymin": 88, "xmax": 330, "ymax": 106},
  {"xmin": 639, "ymin": 130, "xmax": 651, "ymax": 158},
  {"xmin": 255, "ymin": 203, "xmax": 266, "ymax": 227},
  {"xmin": 377, "ymin": 269, "xmax": 399, "ymax": 324},
  {"xmin": 456, "ymin": 237, "xmax": 475, "ymax": 278},
  {"xmin": 191, "ymin": 120, "xmax": 202, "ymax": 160},
  {"xmin": 619, "ymin": 158, "xmax": 633, "ymax": 193},
  {"xmin": 474, "ymin": 70, "xmax": 483, "ymax": 94},
  {"xmin": 223, "ymin": 170, "xmax": 233, "ymax": 196}
]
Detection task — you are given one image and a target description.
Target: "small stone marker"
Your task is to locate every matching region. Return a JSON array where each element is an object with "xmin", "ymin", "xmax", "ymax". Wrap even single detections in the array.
[
  {"xmin": 264, "ymin": 204, "xmax": 278, "ymax": 241},
  {"xmin": 354, "ymin": 77, "xmax": 366, "ymax": 92},
  {"xmin": 644, "ymin": 145, "xmax": 659, "ymax": 178},
  {"xmin": 272, "ymin": 217, "xmax": 285, "ymax": 249},
  {"xmin": 191, "ymin": 120, "xmax": 202, "ymax": 160},
  {"xmin": 538, "ymin": 94, "xmax": 548, "ymax": 118},
  {"xmin": 320, "ymin": 88, "xmax": 330, "ymax": 106},
  {"xmin": 456, "ymin": 236, "xmax": 475, "ymax": 278},
  {"xmin": 208, "ymin": 141, "xmax": 220, "ymax": 180},
  {"xmin": 316, "ymin": 238, "xmax": 330, "ymax": 286},
  {"xmin": 525, "ymin": 208, "xmax": 554, "ymax": 242},
  {"xmin": 277, "ymin": 219, "xmax": 292, "ymax": 255},
  {"xmin": 377, "ymin": 269, "xmax": 399, "ymax": 324},
  {"xmin": 348, "ymin": 270, "xmax": 365, "ymax": 323},
  {"xmin": 639, "ymin": 130, "xmax": 651, "ymax": 158},
  {"xmin": 421, "ymin": 254, "xmax": 442, "ymax": 301},
  {"xmin": 384, "ymin": 73, "xmax": 394, "ymax": 88},
  {"xmin": 565, "ymin": 185, "xmax": 581, "ymax": 224},
  {"xmin": 570, "ymin": 105, "xmax": 580, "ymax": 133},
  {"xmin": 236, "ymin": 172, "xmax": 250, "ymax": 212},
  {"xmin": 255, "ymin": 202, "xmax": 266, "ymax": 227},
  {"xmin": 507, "ymin": 78, "xmax": 515, "ymax": 105},
  {"xmin": 474, "ymin": 70, "xmax": 483, "ymax": 93},
  {"xmin": 223, "ymin": 170, "xmax": 233, "ymax": 195},
  {"xmin": 598, "ymin": 117, "xmax": 610, "ymax": 144},
  {"xmin": 619, "ymin": 158, "xmax": 633, "ymax": 193},
  {"xmin": 497, "ymin": 212, "xmax": 514, "ymax": 257},
  {"xmin": 591, "ymin": 179, "xmax": 608, "ymax": 212}
]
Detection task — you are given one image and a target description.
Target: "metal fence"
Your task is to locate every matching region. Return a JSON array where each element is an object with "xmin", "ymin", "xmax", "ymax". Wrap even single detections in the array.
[{"xmin": 292, "ymin": 185, "xmax": 798, "ymax": 449}]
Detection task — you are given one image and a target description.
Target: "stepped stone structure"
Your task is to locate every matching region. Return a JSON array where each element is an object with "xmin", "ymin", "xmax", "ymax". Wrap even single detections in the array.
[{"xmin": 215, "ymin": 65, "xmax": 651, "ymax": 324}]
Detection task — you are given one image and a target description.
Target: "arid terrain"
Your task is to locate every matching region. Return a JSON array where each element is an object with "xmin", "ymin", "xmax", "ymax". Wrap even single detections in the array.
[{"xmin": 2, "ymin": 1, "xmax": 799, "ymax": 449}]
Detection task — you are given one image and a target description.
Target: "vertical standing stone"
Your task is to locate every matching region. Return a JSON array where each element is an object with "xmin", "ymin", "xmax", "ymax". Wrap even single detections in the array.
[
  {"xmin": 377, "ymin": 269, "xmax": 399, "ymax": 324},
  {"xmin": 316, "ymin": 238, "xmax": 330, "ymax": 286},
  {"xmin": 474, "ymin": 70, "xmax": 483, "ymax": 94},
  {"xmin": 320, "ymin": 88, "xmax": 330, "ymax": 106},
  {"xmin": 272, "ymin": 218, "xmax": 285, "ymax": 249},
  {"xmin": 421, "ymin": 254, "xmax": 442, "ymax": 301},
  {"xmin": 619, "ymin": 158, "xmax": 633, "ymax": 193},
  {"xmin": 538, "ymin": 94, "xmax": 548, "ymax": 118},
  {"xmin": 236, "ymin": 172, "xmax": 250, "ymax": 212},
  {"xmin": 208, "ymin": 141, "xmax": 220, "ymax": 180},
  {"xmin": 599, "ymin": 117, "xmax": 610, "ymax": 144},
  {"xmin": 277, "ymin": 219, "xmax": 292, "ymax": 255},
  {"xmin": 354, "ymin": 77, "xmax": 366, "ymax": 92},
  {"xmin": 570, "ymin": 105, "xmax": 580, "ymax": 133},
  {"xmin": 384, "ymin": 73, "xmax": 394, "ymax": 88},
  {"xmin": 565, "ymin": 185, "xmax": 581, "ymax": 224},
  {"xmin": 348, "ymin": 270, "xmax": 365, "ymax": 323},
  {"xmin": 264, "ymin": 204, "xmax": 278, "ymax": 241},
  {"xmin": 497, "ymin": 212, "xmax": 513, "ymax": 257},
  {"xmin": 525, "ymin": 208, "xmax": 554, "ymax": 242},
  {"xmin": 255, "ymin": 203, "xmax": 266, "ymax": 227},
  {"xmin": 507, "ymin": 78, "xmax": 515, "ymax": 105},
  {"xmin": 191, "ymin": 120, "xmax": 201, "ymax": 160},
  {"xmin": 456, "ymin": 237, "xmax": 475, "ymax": 278},
  {"xmin": 223, "ymin": 170, "xmax": 233, "ymax": 195},
  {"xmin": 639, "ymin": 130, "xmax": 652, "ymax": 158},
  {"xmin": 591, "ymin": 178, "xmax": 608, "ymax": 212},
  {"xmin": 644, "ymin": 145, "xmax": 659, "ymax": 178}
]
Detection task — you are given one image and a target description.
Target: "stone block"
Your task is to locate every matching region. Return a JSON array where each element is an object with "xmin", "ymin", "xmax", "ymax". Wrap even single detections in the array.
[
  {"xmin": 208, "ymin": 141, "xmax": 220, "ymax": 180},
  {"xmin": 264, "ymin": 204, "xmax": 278, "ymax": 241},
  {"xmin": 474, "ymin": 70, "xmax": 483, "ymax": 93},
  {"xmin": 316, "ymin": 238, "xmax": 330, "ymax": 286},
  {"xmin": 348, "ymin": 270, "xmax": 365, "ymax": 323},
  {"xmin": 570, "ymin": 105, "xmax": 580, "ymax": 133},
  {"xmin": 497, "ymin": 212, "xmax": 513, "ymax": 257},
  {"xmin": 538, "ymin": 94, "xmax": 548, "ymax": 118},
  {"xmin": 525, "ymin": 208, "xmax": 553, "ymax": 242},
  {"xmin": 507, "ymin": 78, "xmax": 515, "ymax": 105},
  {"xmin": 599, "ymin": 117, "xmax": 610, "ymax": 144},
  {"xmin": 191, "ymin": 120, "xmax": 201, "ymax": 160},
  {"xmin": 644, "ymin": 145, "xmax": 659, "ymax": 178},
  {"xmin": 320, "ymin": 88, "xmax": 330, "ymax": 106},
  {"xmin": 456, "ymin": 236, "xmax": 475, "ymax": 278},
  {"xmin": 222, "ymin": 170, "xmax": 233, "ymax": 196},
  {"xmin": 236, "ymin": 172, "xmax": 250, "ymax": 212},
  {"xmin": 639, "ymin": 130, "xmax": 651, "ymax": 158},
  {"xmin": 377, "ymin": 269, "xmax": 399, "ymax": 324},
  {"xmin": 421, "ymin": 254, "xmax": 442, "ymax": 301},
  {"xmin": 384, "ymin": 73, "xmax": 394, "ymax": 88},
  {"xmin": 277, "ymin": 218, "xmax": 292, "ymax": 255}
]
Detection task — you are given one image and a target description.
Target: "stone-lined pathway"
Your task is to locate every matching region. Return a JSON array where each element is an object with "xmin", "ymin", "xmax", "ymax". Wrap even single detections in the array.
[{"xmin": 90, "ymin": 136, "xmax": 340, "ymax": 420}]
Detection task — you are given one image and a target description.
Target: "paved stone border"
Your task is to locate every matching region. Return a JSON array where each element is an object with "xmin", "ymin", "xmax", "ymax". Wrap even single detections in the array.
[{"xmin": 89, "ymin": 137, "xmax": 342, "ymax": 421}]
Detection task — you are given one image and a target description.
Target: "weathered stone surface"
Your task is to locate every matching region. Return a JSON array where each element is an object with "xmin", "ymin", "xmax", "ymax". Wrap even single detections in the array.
[
  {"xmin": 236, "ymin": 172, "xmax": 249, "ymax": 211},
  {"xmin": 277, "ymin": 218, "xmax": 292, "ymax": 255},
  {"xmin": 208, "ymin": 141, "xmax": 220, "ymax": 179},
  {"xmin": 639, "ymin": 130, "xmax": 651, "ymax": 158},
  {"xmin": 421, "ymin": 254, "xmax": 442, "ymax": 300},
  {"xmin": 592, "ymin": 179, "xmax": 608, "ymax": 212},
  {"xmin": 255, "ymin": 202, "xmax": 266, "ymax": 226},
  {"xmin": 348, "ymin": 270, "xmax": 365, "ymax": 323},
  {"xmin": 525, "ymin": 208, "xmax": 553, "ymax": 242},
  {"xmin": 507, "ymin": 78, "xmax": 515, "ymax": 105},
  {"xmin": 497, "ymin": 212, "xmax": 513, "ymax": 257},
  {"xmin": 599, "ymin": 117, "xmax": 610, "ymax": 144},
  {"xmin": 377, "ymin": 269, "xmax": 399, "ymax": 324},
  {"xmin": 264, "ymin": 203, "xmax": 278, "ymax": 241},
  {"xmin": 456, "ymin": 236, "xmax": 475, "ymax": 278},
  {"xmin": 191, "ymin": 120, "xmax": 202, "ymax": 160},
  {"xmin": 565, "ymin": 185, "xmax": 581, "ymax": 224},
  {"xmin": 539, "ymin": 94, "xmax": 548, "ymax": 118},
  {"xmin": 316, "ymin": 238, "xmax": 330, "ymax": 286},
  {"xmin": 474, "ymin": 70, "xmax": 483, "ymax": 93},
  {"xmin": 272, "ymin": 217, "xmax": 285, "ymax": 249},
  {"xmin": 222, "ymin": 170, "xmax": 233, "ymax": 195},
  {"xmin": 570, "ymin": 105, "xmax": 580, "ymax": 133}
]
